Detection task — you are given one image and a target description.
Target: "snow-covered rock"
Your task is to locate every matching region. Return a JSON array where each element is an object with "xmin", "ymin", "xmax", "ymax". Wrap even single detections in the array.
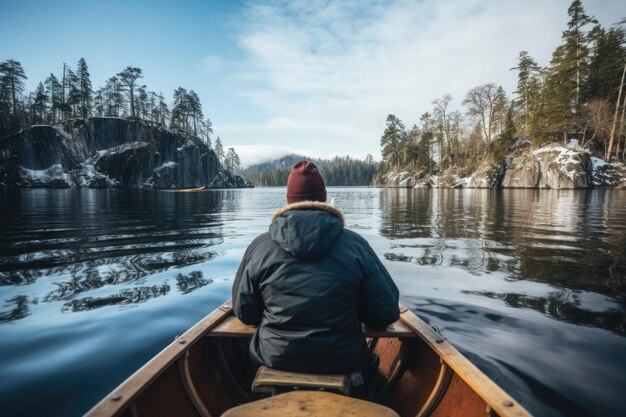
[
  {"xmin": 376, "ymin": 160, "xmax": 505, "ymax": 189},
  {"xmin": 375, "ymin": 170, "xmax": 432, "ymax": 188},
  {"xmin": 0, "ymin": 118, "xmax": 252, "ymax": 189},
  {"xmin": 502, "ymin": 145, "xmax": 592, "ymax": 189},
  {"xmin": 462, "ymin": 162, "xmax": 503, "ymax": 188},
  {"xmin": 76, "ymin": 164, "xmax": 119, "ymax": 187}
]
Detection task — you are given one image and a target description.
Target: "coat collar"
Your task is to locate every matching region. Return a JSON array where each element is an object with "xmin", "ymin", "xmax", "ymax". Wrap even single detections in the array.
[{"xmin": 272, "ymin": 201, "xmax": 345, "ymax": 225}]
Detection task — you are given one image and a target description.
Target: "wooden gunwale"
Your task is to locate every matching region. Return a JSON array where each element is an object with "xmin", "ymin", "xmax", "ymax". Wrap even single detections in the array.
[
  {"xmin": 399, "ymin": 308, "xmax": 531, "ymax": 417},
  {"xmin": 86, "ymin": 302, "xmax": 233, "ymax": 417}
]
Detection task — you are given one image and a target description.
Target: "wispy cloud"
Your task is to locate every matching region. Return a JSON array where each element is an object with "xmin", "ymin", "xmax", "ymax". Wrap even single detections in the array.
[{"xmin": 219, "ymin": 0, "xmax": 621, "ymax": 158}]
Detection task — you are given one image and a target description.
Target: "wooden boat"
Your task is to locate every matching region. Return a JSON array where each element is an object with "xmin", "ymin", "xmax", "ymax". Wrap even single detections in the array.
[
  {"xmin": 86, "ymin": 302, "xmax": 532, "ymax": 417},
  {"xmin": 177, "ymin": 186, "xmax": 207, "ymax": 192}
]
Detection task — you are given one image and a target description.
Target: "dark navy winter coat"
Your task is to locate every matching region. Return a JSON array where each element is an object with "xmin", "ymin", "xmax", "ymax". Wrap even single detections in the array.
[{"xmin": 232, "ymin": 201, "xmax": 400, "ymax": 374}]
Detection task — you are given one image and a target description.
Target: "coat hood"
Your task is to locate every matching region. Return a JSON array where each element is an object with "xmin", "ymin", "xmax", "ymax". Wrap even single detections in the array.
[{"xmin": 269, "ymin": 201, "xmax": 344, "ymax": 260}]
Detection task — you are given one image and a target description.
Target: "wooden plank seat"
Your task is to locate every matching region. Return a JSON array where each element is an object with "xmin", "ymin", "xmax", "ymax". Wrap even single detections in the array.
[
  {"xmin": 208, "ymin": 315, "xmax": 417, "ymax": 338},
  {"xmin": 252, "ymin": 365, "xmax": 351, "ymax": 395},
  {"xmin": 220, "ymin": 390, "xmax": 400, "ymax": 417}
]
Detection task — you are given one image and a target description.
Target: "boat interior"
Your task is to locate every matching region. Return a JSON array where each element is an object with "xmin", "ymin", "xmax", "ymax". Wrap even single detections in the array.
[{"xmin": 96, "ymin": 304, "xmax": 529, "ymax": 417}]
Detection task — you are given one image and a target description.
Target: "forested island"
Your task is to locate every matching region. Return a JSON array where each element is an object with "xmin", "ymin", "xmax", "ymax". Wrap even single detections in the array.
[
  {"xmin": 376, "ymin": 0, "xmax": 626, "ymax": 189},
  {"xmin": 0, "ymin": 60, "xmax": 249, "ymax": 188}
]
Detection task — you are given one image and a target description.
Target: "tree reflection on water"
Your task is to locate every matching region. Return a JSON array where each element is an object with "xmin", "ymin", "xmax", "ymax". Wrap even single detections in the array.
[
  {"xmin": 63, "ymin": 284, "xmax": 171, "ymax": 312},
  {"xmin": 462, "ymin": 290, "xmax": 625, "ymax": 335},
  {"xmin": 176, "ymin": 271, "xmax": 213, "ymax": 294},
  {"xmin": 379, "ymin": 188, "xmax": 626, "ymax": 333},
  {"xmin": 0, "ymin": 295, "xmax": 29, "ymax": 322},
  {"xmin": 379, "ymin": 188, "xmax": 626, "ymax": 293},
  {"xmin": 0, "ymin": 189, "xmax": 230, "ymax": 322}
]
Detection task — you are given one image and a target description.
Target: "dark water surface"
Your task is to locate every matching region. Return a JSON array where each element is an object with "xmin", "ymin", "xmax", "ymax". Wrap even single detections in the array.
[{"xmin": 0, "ymin": 188, "xmax": 625, "ymax": 417}]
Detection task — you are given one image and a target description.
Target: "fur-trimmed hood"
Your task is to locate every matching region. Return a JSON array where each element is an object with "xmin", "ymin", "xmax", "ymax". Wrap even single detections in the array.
[
  {"xmin": 269, "ymin": 201, "xmax": 344, "ymax": 259},
  {"xmin": 271, "ymin": 201, "xmax": 344, "ymax": 225}
]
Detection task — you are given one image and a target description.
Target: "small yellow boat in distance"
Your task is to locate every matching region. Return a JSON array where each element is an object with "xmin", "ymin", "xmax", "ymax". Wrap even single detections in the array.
[
  {"xmin": 85, "ymin": 302, "xmax": 533, "ymax": 417},
  {"xmin": 178, "ymin": 186, "xmax": 207, "ymax": 192}
]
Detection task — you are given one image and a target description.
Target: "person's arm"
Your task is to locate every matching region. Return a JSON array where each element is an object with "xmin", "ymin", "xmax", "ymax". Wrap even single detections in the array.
[
  {"xmin": 232, "ymin": 242, "xmax": 264, "ymax": 325},
  {"xmin": 358, "ymin": 242, "xmax": 400, "ymax": 329}
]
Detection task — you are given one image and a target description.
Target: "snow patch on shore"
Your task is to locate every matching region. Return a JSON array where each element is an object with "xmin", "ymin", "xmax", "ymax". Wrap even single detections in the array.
[
  {"xmin": 77, "ymin": 164, "xmax": 119, "ymax": 187},
  {"xmin": 21, "ymin": 164, "xmax": 71, "ymax": 186}
]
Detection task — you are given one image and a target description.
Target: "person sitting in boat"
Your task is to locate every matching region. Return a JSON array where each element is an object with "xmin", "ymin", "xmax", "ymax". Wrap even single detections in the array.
[{"xmin": 232, "ymin": 160, "xmax": 400, "ymax": 398}]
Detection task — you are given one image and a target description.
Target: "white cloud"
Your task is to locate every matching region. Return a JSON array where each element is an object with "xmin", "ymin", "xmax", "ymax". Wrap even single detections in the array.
[
  {"xmin": 224, "ymin": 0, "xmax": 623, "ymax": 158},
  {"xmin": 202, "ymin": 55, "xmax": 224, "ymax": 72}
]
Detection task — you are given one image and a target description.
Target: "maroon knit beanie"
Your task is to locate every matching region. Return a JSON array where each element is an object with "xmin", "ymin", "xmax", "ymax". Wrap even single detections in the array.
[{"xmin": 286, "ymin": 160, "xmax": 327, "ymax": 204}]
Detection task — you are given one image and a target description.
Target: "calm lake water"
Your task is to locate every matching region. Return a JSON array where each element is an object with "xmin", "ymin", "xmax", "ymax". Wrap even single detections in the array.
[{"xmin": 0, "ymin": 187, "xmax": 625, "ymax": 417}]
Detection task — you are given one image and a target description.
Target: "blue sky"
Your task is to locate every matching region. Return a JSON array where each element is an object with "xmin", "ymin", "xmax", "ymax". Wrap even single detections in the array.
[{"xmin": 1, "ymin": 0, "xmax": 624, "ymax": 166}]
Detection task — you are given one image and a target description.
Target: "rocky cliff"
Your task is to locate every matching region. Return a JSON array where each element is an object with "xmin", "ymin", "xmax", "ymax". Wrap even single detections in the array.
[
  {"xmin": 0, "ymin": 118, "xmax": 252, "ymax": 189},
  {"xmin": 375, "ymin": 143, "xmax": 626, "ymax": 189}
]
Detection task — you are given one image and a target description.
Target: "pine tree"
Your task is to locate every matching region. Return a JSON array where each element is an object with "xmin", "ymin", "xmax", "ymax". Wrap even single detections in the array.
[
  {"xmin": 493, "ymin": 103, "xmax": 517, "ymax": 161},
  {"xmin": 45, "ymin": 73, "xmax": 62, "ymax": 123},
  {"xmin": 0, "ymin": 59, "xmax": 27, "ymax": 115},
  {"xmin": 94, "ymin": 89, "xmax": 104, "ymax": 116},
  {"xmin": 97, "ymin": 76, "xmax": 124, "ymax": 116},
  {"xmin": 232, "ymin": 148, "xmax": 242, "ymax": 172},
  {"xmin": 188, "ymin": 90, "xmax": 202, "ymax": 136},
  {"xmin": 544, "ymin": 0, "xmax": 596, "ymax": 138},
  {"xmin": 171, "ymin": 87, "xmax": 188, "ymax": 130},
  {"xmin": 512, "ymin": 51, "xmax": 541, "ymax": 135},
  {"xmin": 65, "ymin": 68, "xmax": 80, "ymax": 118},
  {"xmin": 380, "ymin": 114, "xmax": 405, "ymax": 171},
  {"xmin": 202, "ymin": 117, "xmax": 213, "ymax": 147},
  {"xmin": 225, "ymin": 147, "xmax": 241, "ymax": 173},
  {"xmin": 148, "ymin": 91, "xmax": 157, "ymax": 123},
  {"xmin": 417, "ymin": 112, "xmax": 435, "ymax": 172},
  {"xmin": 588, "ymin": 26, "xmax": 626, "ymax": 103},
  {"xmin": 214, "ymin": 136, "xmax": 225, "ymax": 163},
  {"xmin": 77, "ymin": 58, "xmax": 92, "ymax": 118},
  {"xmin": 493, "ymin": 86, "xmax": 509, "ymax": 138},
  {"xmin": 407, "ymin": 124, "xmax": 420, "ymax": 170},
  {"xmin": 117, "ymin": 66, "xmax": 143, "ymax": 118},
  {"xmin": 32, "ymin": 82, "xmax": 48, "ymax": 123},
  {"xmin": 157, "ymin": 93, "xmax": 169, "ymax": 126},
  {"xmin": 135, "ymin": 85, "xmax": 149, "ymax": 120}
]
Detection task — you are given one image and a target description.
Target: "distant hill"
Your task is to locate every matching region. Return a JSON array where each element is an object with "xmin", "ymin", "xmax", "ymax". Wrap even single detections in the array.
[
  {"xmin": 245, "ymin": 154, "xmax": 379, "ymax": 187},
  {"xmin": 246, "ymin": 154, "xmax": 318, "ymax": 172}
]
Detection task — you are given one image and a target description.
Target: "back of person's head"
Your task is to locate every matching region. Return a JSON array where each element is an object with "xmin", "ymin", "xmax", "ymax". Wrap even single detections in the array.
[{"xmin": 286, "ymin": 160, "xmax": 326, "ymax": 204}]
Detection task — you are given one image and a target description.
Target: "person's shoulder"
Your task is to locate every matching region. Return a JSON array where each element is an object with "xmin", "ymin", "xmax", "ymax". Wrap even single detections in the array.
[
  {"xmin": 340, "ymin": 228, "xmax": 372, "ymax": 248},
  {"xmin": 247, "ymin": 232, "xmax": 272, "ymax": 252}
]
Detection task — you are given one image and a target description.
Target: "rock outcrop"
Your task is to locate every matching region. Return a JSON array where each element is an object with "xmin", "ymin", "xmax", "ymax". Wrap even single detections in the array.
[
  {"xmin": 0, "ymin": 118, "xmax": 253, "ymax": 189},
  {"xmin": 502, "ymin": 146, "xmax": 592, "ymax": 189}
]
